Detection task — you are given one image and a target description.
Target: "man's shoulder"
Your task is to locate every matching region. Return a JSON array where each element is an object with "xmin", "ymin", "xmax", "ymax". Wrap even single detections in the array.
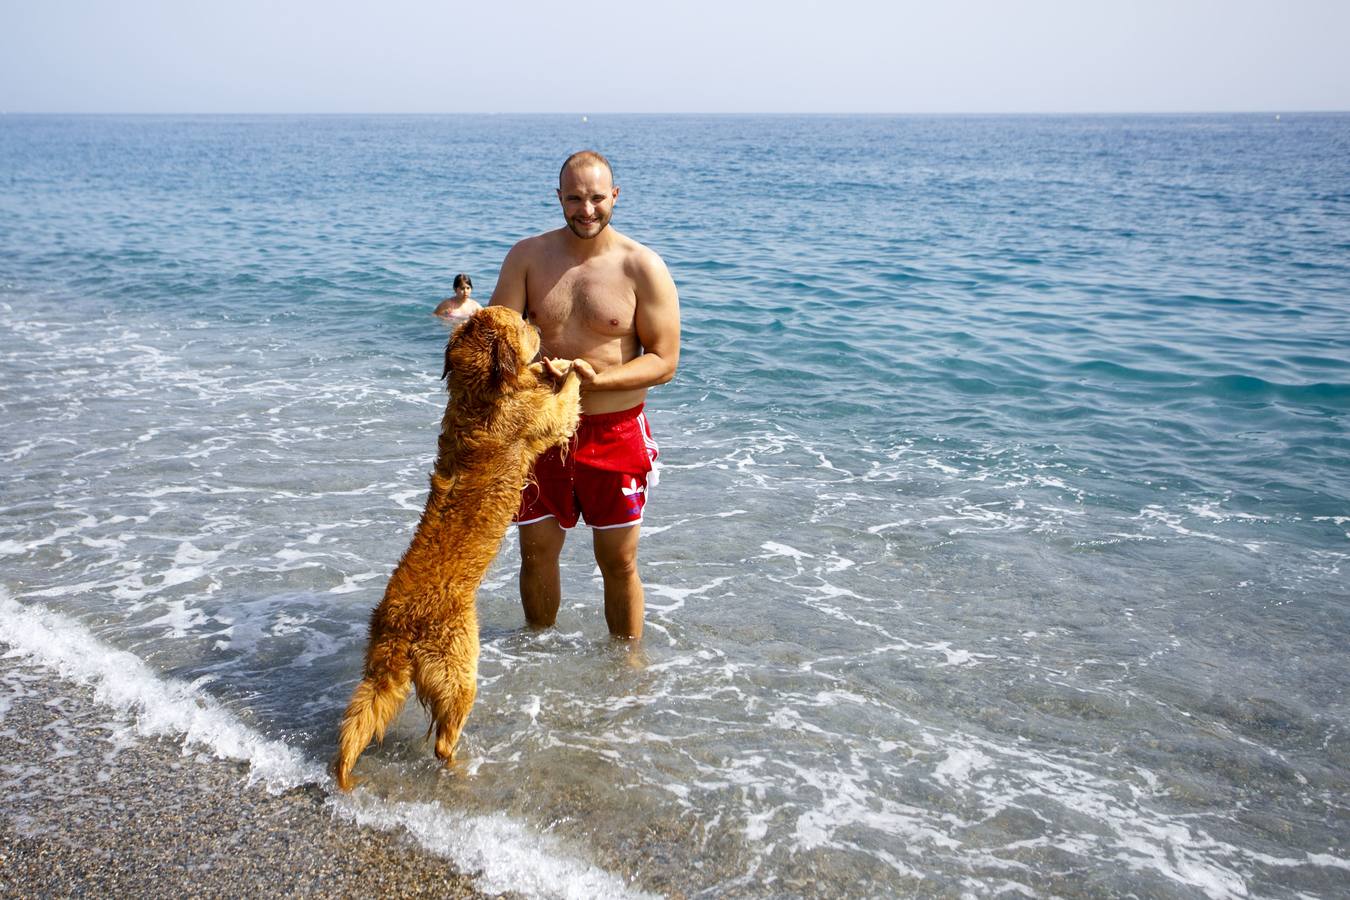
[
  {"xmin": 602, "ymin": 228, "xmax": 658, "ymax": 263},
  {"xmin": 509, "ymin": 228, "xmax": 565, "ymax": 259},
  {"xmin": 616, "ymin": 233, "xmax": 670, "ymax": 278}
]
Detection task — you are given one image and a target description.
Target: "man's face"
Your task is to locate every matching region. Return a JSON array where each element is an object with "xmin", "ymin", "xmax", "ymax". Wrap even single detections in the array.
[{"xmin": 557, "ymin": 163, "xmax": 618, "ymax": 240}]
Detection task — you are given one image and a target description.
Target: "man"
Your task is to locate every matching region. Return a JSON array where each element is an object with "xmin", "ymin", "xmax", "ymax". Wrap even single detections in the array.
[{"xmin": 490, "ymin": 150, "xmax": 680, "ymax": 640}]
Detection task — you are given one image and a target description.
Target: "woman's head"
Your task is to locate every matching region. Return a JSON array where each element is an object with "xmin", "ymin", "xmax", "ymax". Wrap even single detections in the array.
[{"xmin": 453, "ymin": 273, "xmax": 473, "ymax": 294}]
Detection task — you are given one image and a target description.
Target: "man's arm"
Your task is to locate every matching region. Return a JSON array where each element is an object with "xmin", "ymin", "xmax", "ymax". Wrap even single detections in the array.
[
  {"xmin": 488, "ymin": 240, "xmax": 530, "ymax": 315},
  {"xmin": 582, "ymin": 250, "xmax": 680, "ymax": 392}
]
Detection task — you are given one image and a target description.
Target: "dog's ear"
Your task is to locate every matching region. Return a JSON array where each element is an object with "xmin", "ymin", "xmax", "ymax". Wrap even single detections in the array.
[
  {"xmin": 445, "ymin": 316, "xmax": 486, "ymax": 390},
  {"xmin": 446, "ymin": 308, "xmax": 525, "ymax": 394},
  {"xmin": 492, "ymin": 331, "xmax": 519, "ymax": 388}
]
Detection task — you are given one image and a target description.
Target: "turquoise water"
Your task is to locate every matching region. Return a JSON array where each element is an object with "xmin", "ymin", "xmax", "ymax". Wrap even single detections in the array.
[{"xmin": 2, "ymin": 114, "xmax": 1348, "ymax": 897}]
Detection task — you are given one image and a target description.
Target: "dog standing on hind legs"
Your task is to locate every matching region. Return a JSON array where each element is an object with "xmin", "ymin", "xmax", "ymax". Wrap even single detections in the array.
[{"xmin": 333, "ymin": 306, "xmax": 581, "ymax": 791}]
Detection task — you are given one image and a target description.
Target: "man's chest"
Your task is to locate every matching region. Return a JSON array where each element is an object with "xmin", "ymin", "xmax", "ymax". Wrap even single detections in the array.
[{"xmin": 528, "ymin": 264, "xmax": 636, "ymax": 335}]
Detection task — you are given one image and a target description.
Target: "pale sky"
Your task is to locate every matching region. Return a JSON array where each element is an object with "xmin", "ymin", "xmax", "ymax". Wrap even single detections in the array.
[{"xmin": 2, "ymin": 0, "xmax": 1347, "ymax": 114}]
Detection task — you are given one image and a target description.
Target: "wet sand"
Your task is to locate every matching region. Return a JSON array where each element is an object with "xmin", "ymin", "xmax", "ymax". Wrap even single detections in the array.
[{"xmin": 0, "ymin": 654, "xmax": 499, "ymax": 899}]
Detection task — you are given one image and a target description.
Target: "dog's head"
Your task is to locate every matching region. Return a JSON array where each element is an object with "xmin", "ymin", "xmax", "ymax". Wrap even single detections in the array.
[{"xmin": 443, "ymin": 306, "xmax": 541, "ymax": 395}]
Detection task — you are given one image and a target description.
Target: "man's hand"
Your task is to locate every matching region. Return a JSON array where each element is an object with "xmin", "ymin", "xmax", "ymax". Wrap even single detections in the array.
[
  {"xmin": 542, "ymin": 357, "xmax": 571, "ymax": 380},
  {"xmin": 571, "ymin": 359, "xmax": 597, "ymax": 386},
  {"xmin": 542, "ymin": 358, "xmax": 597, "ymax": 386}
]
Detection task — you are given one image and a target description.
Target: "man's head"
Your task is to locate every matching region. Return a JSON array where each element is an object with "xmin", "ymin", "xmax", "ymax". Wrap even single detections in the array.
[{"xmin": 557, "ymin": 150, "xmax": 618, "ymax": 240}]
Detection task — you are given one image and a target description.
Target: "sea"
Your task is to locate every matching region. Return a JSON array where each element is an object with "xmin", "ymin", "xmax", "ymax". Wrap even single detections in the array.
[{"xmin": 1, "ymin": 113, "xmax": 1348, "ymax": 898}]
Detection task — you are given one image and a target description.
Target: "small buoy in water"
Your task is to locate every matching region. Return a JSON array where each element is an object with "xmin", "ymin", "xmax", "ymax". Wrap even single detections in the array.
[
  {"xmin": 582, "ymin": 115, "xmax": 589, "ymax": 123},
  {"xmin": 1275, "ymin": 114, "xmax": 1281, "ymax": 121}
]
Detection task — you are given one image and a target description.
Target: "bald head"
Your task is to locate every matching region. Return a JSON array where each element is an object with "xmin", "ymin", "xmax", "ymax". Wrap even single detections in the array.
[
  {"xmin": 559, "ymin": 150, "xmax": 614, "ymax": 189},
  {"xmin": 556, "ymin": 150, "xmax": 619, "ymax": 240}
]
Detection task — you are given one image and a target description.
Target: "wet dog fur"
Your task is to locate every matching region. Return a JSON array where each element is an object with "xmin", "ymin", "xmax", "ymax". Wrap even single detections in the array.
[{"xmin": 333, "ymin": 306, "xmax": 580, "ymax": 790}]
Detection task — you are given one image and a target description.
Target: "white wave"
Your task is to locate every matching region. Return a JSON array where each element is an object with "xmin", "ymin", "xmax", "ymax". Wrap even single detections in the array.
[
  {"xmin": 932, "ymin": 747, "xmax": 991, "ymax": 786},
  {"xmin": 0, "ymin": 591, "xmax": 652, "ymax": 900},
  {"xmin": 644, "ymin": 575, "xmax": 735, "ymax": 616},
  {"xmin": 924, "ymin": 641, "xmax": 992, "ymax": 667},
  {"xmin": 758, "ymin": 541, "xmax": 812, "ymax": 560},
  {"xmin": 140, "ymin": 597, "xmax": 215, "ymax": 639},
  {"xmin": 924, "ymin": 458, "xmax": 961, "ymax": 476},
  {"xmin": 1187, "ymin": 500, "xmax": 1270, "ymax": 522},
  {"xmin": 0, "ymin": 591, "xmax": 321, "ymax": 789},
  {"xmin": 334, "ymin": 795, "xmax": 656, "ymax": 899}
]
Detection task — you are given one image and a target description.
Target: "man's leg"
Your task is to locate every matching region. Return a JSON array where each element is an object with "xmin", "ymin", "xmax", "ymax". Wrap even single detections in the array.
[
  {"xmin": 592, "ymin": 525, "xmax": 644, "ymax": 639},
  {"xmin": 519, "ymin": 519, "xmax": 566, "ymax": 628}
]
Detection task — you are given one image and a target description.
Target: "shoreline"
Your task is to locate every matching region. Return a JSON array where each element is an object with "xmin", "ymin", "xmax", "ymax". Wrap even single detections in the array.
[{"xmin": 0, "ymin": 652, "xmax": 498, "ymax": 899}]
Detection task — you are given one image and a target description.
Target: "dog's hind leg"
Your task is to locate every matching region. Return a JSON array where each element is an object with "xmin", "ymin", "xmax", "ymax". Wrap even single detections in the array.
[
  {"xmin": 333, "ymin": 638, "xmax": 413, "ymax": 791},
  {"xmin": 413, "ymin": 630, "xmax": 480, "ymax": 765}
]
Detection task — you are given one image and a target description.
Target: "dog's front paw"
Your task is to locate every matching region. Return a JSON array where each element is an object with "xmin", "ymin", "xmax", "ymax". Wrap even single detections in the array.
[
  {"xmin": 525, "ymin": 360, "xmax": 550, "ymax": 384},
  {"xmin": 556, "ymin": 375, "xmax": 582, "ymax": 443},
  {"xmin": 529, "ymin": 358, "xmax": 579, "ymax": 393}
]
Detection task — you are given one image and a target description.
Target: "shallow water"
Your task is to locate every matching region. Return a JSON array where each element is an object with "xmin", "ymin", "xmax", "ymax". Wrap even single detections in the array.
[{"xmin": 2, "ymin": 114, "xmax": 1349, "ymax": 897}]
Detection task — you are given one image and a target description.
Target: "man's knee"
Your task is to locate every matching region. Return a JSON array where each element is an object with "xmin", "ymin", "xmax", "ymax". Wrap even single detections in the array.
[
  {"xmin": 596, "ymin": 554, "xmax": 639, "ymax": 581},
  {"xmin": 521, "ymin": 542, "xmax": 562, "ymax": 573},
  {"xmin": 593, "ymin": 529, "xmax": 640, "ymax": 579},
  {"xmin": 518, "ymin": 522, "xmax": 565, "ymax": 627},
  {"xmin": 519, "ymin": 521, "xmax": 565, "ymax": 567}
]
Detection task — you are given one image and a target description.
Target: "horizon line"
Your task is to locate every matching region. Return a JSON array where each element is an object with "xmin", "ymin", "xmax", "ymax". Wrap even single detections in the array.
[{"xmin": 2, "ymin": 109, "xmax": 1346, "ymax": 117}]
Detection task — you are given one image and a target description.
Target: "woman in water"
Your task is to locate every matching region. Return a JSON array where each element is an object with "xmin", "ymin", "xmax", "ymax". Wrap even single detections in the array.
[{"xmin": 433, "ymin": 273, "xmax": 483, "ymax": 319}]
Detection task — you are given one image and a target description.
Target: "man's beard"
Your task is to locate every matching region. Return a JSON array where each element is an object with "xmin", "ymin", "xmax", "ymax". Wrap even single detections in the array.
[{"xmin": 566, "ymin": 210, "xmax": 611, "ymax": 239}]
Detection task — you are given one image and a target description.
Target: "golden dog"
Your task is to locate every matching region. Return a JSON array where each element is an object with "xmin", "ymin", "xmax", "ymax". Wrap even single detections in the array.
[{"xmin": 333, "ymin": 306, "xmax": 580, "ymax": 791}]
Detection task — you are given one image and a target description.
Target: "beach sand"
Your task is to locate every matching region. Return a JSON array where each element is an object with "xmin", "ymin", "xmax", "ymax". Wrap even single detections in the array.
[{"xmin": 0, "ymin": 654, "xmax": 497, "ymax": 899}]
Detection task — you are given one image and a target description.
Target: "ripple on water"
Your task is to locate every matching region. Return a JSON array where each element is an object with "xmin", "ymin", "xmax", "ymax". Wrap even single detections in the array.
[{"xmin": 4, "ymin": 114, "xmax": 1350, "ymax": 897}]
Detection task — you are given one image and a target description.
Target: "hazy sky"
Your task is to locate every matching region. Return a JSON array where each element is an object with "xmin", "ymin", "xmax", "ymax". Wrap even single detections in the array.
[{"xmin": 3, "ymin": 0, "xmax": 1348, "ymax": 113}]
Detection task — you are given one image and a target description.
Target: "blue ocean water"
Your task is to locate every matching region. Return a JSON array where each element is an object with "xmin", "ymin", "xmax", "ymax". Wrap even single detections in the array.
[{"xmin": 2, "ymin": 114, "xmax": 1348, "ymax": 898}]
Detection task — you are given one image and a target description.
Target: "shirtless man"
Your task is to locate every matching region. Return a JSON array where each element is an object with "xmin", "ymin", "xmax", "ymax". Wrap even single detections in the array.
[{"xmin": 490, "ymin": 151, "xmax": 680, "ymax": 640}]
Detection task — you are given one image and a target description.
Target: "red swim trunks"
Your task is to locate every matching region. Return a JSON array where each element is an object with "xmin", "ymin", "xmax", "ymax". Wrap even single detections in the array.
[{"xmin": 514, "ymin": 404, "xmax": 659, "ymax": 530}]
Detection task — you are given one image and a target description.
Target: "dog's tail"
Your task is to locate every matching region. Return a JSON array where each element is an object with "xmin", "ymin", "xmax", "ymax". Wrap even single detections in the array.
[{"xmin": 333, "ymin": 638, "xmax": 412, "ymax": 791}]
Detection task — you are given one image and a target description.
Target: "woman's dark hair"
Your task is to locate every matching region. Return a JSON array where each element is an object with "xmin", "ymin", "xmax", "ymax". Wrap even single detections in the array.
[{"xmin": 453, "ymin": 273, "xmax": 473, "ymax": 291}]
